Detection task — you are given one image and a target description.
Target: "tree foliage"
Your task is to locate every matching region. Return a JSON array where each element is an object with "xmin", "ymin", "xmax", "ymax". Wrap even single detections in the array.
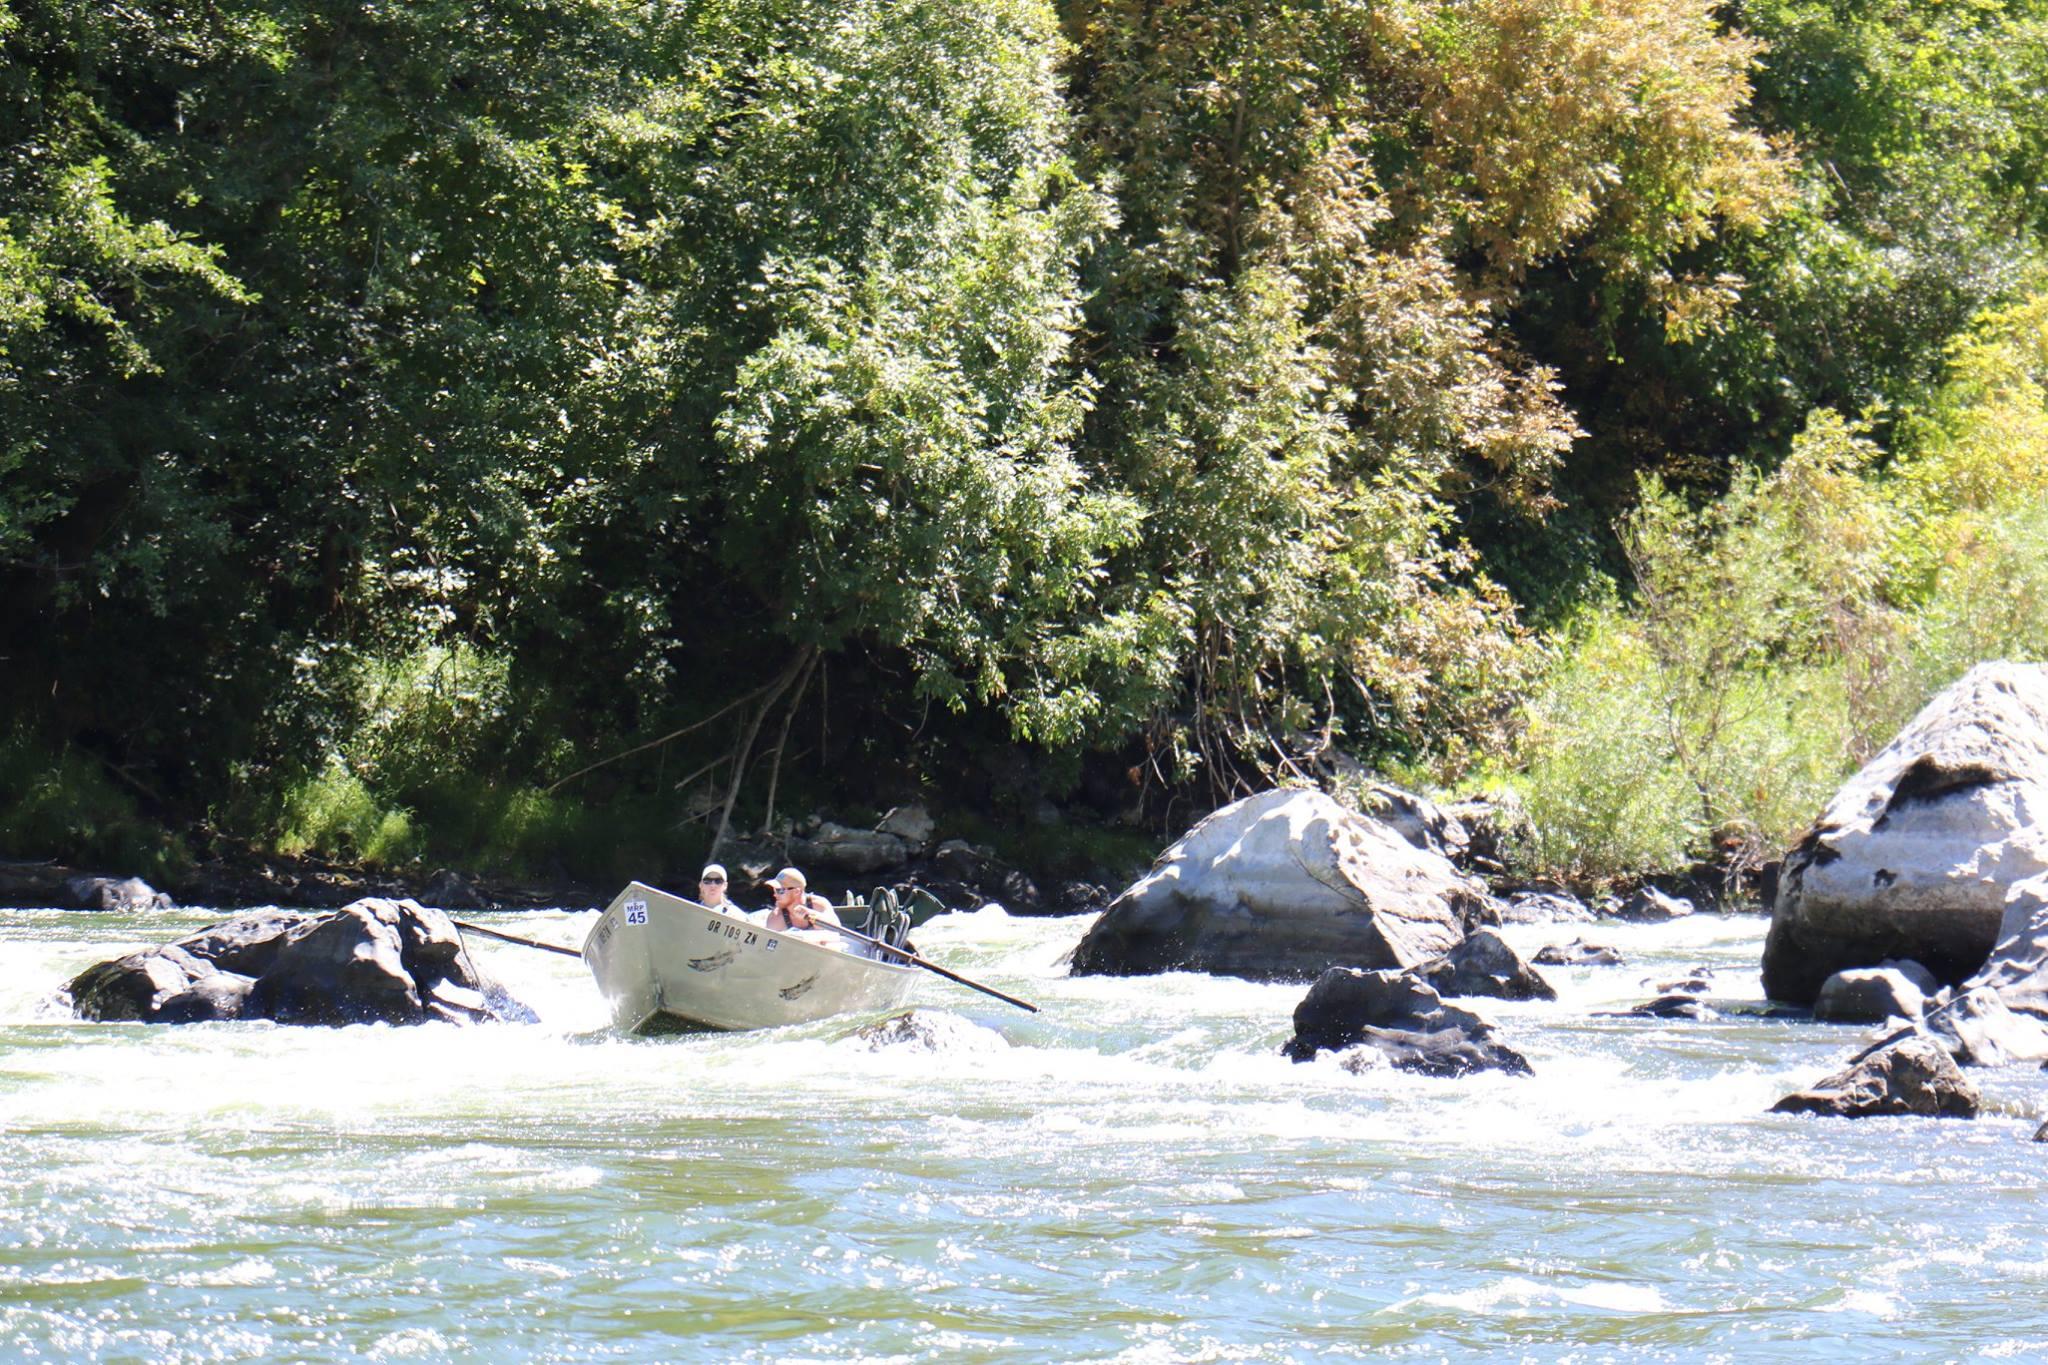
[{"xmin": 2, "ymin": 0, "xmax": 2046, "ymax": 882}]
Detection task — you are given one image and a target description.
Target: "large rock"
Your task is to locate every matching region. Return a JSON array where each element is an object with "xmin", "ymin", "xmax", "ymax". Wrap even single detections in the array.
[
  {"xmin": 1763, "ymin": 662, "xmax": 2048, "ymax": 1005},
  {"xmin": 1283, "ymin": 966, "xmax": 1532, "ymax": 1076},
  {"xmin": 1924, "ymin": 988, "xmax": 2048, "ymax": 1066},
  {"xmin": 1811, "ymin": 967, "xmax": 1928, "ymax": 1025},
  {"xmin": 68, "ymin": 898, "xmax": 527, "ymax": 1026},
  {"xmin": 1418, "ymin": 928, "xmax": 1556, "ymax": 1001},
  {"xmin": 1960, "ymin": 874, "xmax": 2048, "ymax": 1016},
  {"xmin": 1770, "ymin": 1035, "xmax": 1980, "ymax": 1119},
  {"xmin": 1070, "ymin": 788, "xmax": 1490, "ymax": 980}
]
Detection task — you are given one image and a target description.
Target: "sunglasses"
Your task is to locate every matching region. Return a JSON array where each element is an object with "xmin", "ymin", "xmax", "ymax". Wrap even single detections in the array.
[{"xmin": 699, "ymin": 876, "xmax": 726, "ymax": 884}]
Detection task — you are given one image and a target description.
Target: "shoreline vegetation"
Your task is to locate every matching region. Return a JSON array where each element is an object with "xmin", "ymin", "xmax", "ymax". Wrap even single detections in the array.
[{"xmin": 4, "ymin": 1, "xmax": 2046, "ymax": 898}]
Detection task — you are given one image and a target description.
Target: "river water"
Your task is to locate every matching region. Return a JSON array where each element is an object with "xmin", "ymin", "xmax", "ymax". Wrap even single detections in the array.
[{"xmin": 3, "ymin": 904, "xmax": 2046, "ymax": 1362}]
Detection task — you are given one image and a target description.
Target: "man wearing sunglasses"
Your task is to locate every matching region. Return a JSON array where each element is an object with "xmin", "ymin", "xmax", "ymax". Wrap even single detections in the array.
[
  {"xmin": 697, "ymin": 863, "xmax": 746, "ymax": 916},
  {"xmin": 763, "ymin": 866, "xmax": 840, "ymax": 934}
]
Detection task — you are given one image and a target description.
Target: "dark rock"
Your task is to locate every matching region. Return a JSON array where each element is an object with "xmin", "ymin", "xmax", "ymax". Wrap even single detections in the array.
[
  {"xmin": 1284, "ymin": 966, "xmax": 1531, "ymax": 1075},
  {"xmin": 1418, "ymin": 928, "xmax": 1556, "ymax": 1001},
  {"xmin": 420, "ymin": 869, "xmax": 485, "ymax": 910},
  {"xmin": 1440, "ymin": 792, "xmax": 1531, "ymax": 874},
  {"xmin": 2034, "ymin": 1119, "xmax": 2048, "ymax": 1142},
  {"xmin": 68, "ymin": 897, "xmax": 528, "ymax": 1027},
  {"xmin": 788, "ymin": 822, "xmax": 915, "ymax": 875},
  {"xmin": 1763, "ymin": 662, "xmax": 2048, "ymax": 1006},
  {"xmin": 1500, "ymin": 890, "xmax": 1595, "ymax": 925},
  {"xmin": 1771, "ymin": 1035, "xmax": 1980, "ymax": 1118},
  {"xmin": 932, "ymin": 839, "xmax": 997, "ymax": 883},
  {"xmin": 1072, "ymin": 789, "xmax": 1483, "ymax": 981},
  {"xmin": 1624, "ymin": 994, "xmax": 1716, "ymax": 1020},
  {"xmin": 1335, "ymin": 1025, "xmax": 1534, "ymax": 1078},
  {"xmin": 64, "ymin": 876, "xmax": 173, "ymax": 913},
  {"xmin": 68, "ymin": 945, "xmax": 221, "ymax": 1021},
  {"xmin": 1055, "ymin": 881, "xmax": 1109, "ymax": 914},
  {"xmin": 1812, "ymin": 967, "xmax": 1928, "ymax": 1025},
  {"xmin": 846, "ymin": 1009, "xmax": 1006, "ymax": 1053},
  {"xmin": 998, "ymin": 869, "xmax": 1043, "ymax": 912},
  {"xmin": 1644, "ymin": 974, "xmax": 1712, "ymax": 996},
  {"xmin": 1532, "ymin": 939, "xmax": 1623, "ymax": 967},
  {"xmin": 1610, "ymin": 887, "xmax": 1695, "ymax": 922}
]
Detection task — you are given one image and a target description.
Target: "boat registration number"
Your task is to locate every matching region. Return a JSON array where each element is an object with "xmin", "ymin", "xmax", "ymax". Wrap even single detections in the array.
[{"xmin": 705, "ymin": 919, "xmax": 771, "ymax": 949}]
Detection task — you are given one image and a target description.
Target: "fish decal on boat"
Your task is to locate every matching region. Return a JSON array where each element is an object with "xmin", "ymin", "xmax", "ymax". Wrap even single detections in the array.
[
  {"xmin": 688, "ymin": 948, "xmax": 738, "ymax": 972},
  {"xmin": 779, "ymin": 973, "xmax": 818, "ymax": 1001}
]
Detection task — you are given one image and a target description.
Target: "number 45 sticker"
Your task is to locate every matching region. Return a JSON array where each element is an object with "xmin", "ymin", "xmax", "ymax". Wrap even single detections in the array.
[{"xmin": 624, "ymin": 898, "xmax": 649, "ymax": 925}]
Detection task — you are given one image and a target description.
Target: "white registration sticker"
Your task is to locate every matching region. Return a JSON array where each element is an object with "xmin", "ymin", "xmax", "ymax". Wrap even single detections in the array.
[{"xmin": 624, "ymin": 899, "xmax": 649, "ymax": 926}]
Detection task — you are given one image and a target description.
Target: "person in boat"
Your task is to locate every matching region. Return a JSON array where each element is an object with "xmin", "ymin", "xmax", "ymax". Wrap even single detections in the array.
[
  {"xmin": 697, "ymin": 863, "xmax": 744, "ymax": 916},
  {"xmin": 763, "ymin": 866, "xmax": 841, "ymax": 934}
]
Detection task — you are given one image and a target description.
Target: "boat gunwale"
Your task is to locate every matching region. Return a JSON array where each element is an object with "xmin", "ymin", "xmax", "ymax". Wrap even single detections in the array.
[{"xmin": 582, "ymin": 880, "xmax": 922, "ymax": 979}]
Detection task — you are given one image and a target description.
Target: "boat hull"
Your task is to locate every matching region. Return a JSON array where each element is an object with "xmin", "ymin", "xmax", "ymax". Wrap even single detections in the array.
[{"xmin": 581, "ymin": 881, "xmax": 919, "ymax": 1033}]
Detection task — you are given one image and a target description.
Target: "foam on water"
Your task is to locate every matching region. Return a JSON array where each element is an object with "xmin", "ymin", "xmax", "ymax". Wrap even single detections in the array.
[{"xmin": 6, "ymin": 903, "xmax": 2048, "ymax": 1361}]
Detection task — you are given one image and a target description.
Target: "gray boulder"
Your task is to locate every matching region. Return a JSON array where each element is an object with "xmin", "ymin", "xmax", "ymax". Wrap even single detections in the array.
[
  {"xmin": 1071, "ymin": 788, "xmax": 1489, "ymax": 981},
  {"xmin": 875, "ymin": 803, "xmax": 936, "ymax": 846},
  {"xmin": 1925, "ymin": 987, "xmax": 2048, "ymax": 1067},
  {"xmin": 68, "ymin": 898, "xmax": 527, "ymax": 1026},
  {"xmin": 1283, "ymin": 966, "xmax": 1531, "ymax": 1076},
  {"xmin": 1771, "ymin": 1035, "xmax": 1980, "ymax": 1119},
  {"xmin": 65, "ymin": 876, "xmax": 173, "ymax": 913},
  {"xmin": 1610, "ymin": 887, "xmax": 1695, "ymax": 922},
  {"xmin": 1501, "ymin": 890, "xmax": 1595, "ymax": 925},
  {"xmin": 1763, "ymin": 661, "xmax": 2048, "ymax": 1005},
  {"xmin": 1533, "ymin": 938, "xmax": 1623, "ymax": 967},
  {"xmin": 1960, "ymin": 875, "xmax": 2048, "ymax": 1016},
  {"xmin": 1812, "ymin": 967, "xmax": 1928, "ymax": 1025},
  {"xmin": 1419, "ymin": 928, "xmax": 1556, "ymax": 1001}
]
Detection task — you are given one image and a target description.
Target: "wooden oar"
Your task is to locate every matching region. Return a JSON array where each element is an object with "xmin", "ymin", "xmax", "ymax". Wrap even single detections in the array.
[
  {"xmin": 452, "ymin": 919, "xmax": 582, "ymax": 958},
  {"xmin": 802, "ymin": 914, "xmax": 1039, "ymax": 1014}
]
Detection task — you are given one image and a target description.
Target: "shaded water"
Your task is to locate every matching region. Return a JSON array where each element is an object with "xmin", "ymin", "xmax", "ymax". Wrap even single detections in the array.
[{"xmin": 4, "ymin": 905, "xmax": 2046, "ymax": 1362}]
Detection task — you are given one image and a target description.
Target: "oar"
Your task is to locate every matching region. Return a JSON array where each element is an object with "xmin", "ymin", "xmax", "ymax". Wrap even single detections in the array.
[
  {"xmin": 802, "ymin": 915, "xmax": 1039, "ymax": 1014},
  {"xmin": 452, "ymin": 919, "xmax": 582, "ymax": 958}
]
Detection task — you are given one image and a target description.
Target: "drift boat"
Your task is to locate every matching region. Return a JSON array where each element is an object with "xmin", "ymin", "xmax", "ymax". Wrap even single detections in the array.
[{"xmin": 581, "ymin": 880, "xmax": 920, "ymax": 1033}]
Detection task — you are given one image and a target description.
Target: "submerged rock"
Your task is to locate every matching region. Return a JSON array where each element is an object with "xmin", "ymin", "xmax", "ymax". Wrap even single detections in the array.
[
  {"xmin": 1763, "ymin": 661, "xmax": 2048, "ymax": 1006},
  {"xmin": 65, "ymin": 876, "xmax": 173, "ymax": 913},
  {"xmin": 67, "ymin": 898, "xmax": 529, "ymax": 1027},
  {"xmin": 1419, "ymin": 928, "xmax": 1555, "ymax": 1002},
  {"xmin": 1771, "ymin": 1036, "xmax": 1980, "ymax": 1119},
  {"xmin": 1284, "ymin": 966, "xmax": 1531, "ymax": 1077},
  {"xmin": 1070, "ymin": 788, "xmax": 1489, "ymax": 981},
  {"xmin": 845, "ymin": 1009, "xmax": 1006, "ymax": 1053}
]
